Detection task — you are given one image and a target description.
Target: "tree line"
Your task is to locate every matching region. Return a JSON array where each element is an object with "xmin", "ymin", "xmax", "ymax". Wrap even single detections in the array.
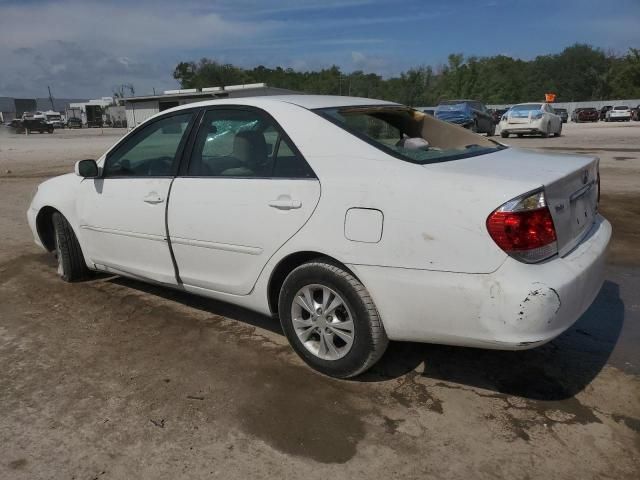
[{"xmin": 173, "ymin": 44, "xmax": 640, "ymax": 106}]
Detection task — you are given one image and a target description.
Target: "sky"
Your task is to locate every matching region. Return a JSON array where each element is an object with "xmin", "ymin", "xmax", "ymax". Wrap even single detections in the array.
[{"xmin": 0, "ymin": 0, "xmax": 638, "ymax": 99}]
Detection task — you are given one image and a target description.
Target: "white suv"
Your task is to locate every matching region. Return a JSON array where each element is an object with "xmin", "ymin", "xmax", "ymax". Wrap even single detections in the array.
[{"xmin": 606, "ymin": 105, "xmax": 631, "ymax": 122}]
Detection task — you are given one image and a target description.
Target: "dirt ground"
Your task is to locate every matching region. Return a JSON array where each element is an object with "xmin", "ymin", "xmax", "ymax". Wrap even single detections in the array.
[{"xmin": 0, "ymin": 122, "xmax": 638, "ymax": 479}]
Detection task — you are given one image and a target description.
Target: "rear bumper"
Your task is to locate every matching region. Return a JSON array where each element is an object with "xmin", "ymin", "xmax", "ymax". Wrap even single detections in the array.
[
  {"xmin": 349, "ymin": 215, "xmax": 611, "ymax": 349},
  {"xmin": 500, "ymin": 118, "xmax": 545, "ymax": 133}
]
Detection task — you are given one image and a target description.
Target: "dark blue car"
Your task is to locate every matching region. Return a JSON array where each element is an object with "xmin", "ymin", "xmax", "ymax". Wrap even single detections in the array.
[{"xmin": 435, "ymin": 100, "xmax": 495, "ymax": 136}]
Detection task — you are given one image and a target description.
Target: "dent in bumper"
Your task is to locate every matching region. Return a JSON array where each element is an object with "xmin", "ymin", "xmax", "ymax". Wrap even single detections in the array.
[{"xmin": 349, "ymin": 216, "xmax": 611, "ymax": 349}]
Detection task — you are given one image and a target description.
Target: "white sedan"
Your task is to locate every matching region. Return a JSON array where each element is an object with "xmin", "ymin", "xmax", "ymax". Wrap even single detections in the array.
[
  {"xmin": 499, "ymin": 103, "xmax": 563, "ymax": 138},
  {"xmin": 28, "ymin": 95, "xmax": 610, "ymax": 378}
]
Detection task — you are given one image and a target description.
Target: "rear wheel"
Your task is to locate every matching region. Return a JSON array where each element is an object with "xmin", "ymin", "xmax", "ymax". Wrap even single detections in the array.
[
  {"xmin": 517, "ymin": 133, "xmax": 524, "ymax": 138},
  {"xmin": 488, "ymin": 123, "xmax": 496, "ymax": 136},
  {"xmin": 500, "ymin": 131, "xmax": 509, "ymax": 138},
  {"xmin": 278, "ymin": 260, "xmax": 388, "ymax": 378},
  {"xmin": 52, "ymin": 212, "xmax": 89, "ymax": 282}
]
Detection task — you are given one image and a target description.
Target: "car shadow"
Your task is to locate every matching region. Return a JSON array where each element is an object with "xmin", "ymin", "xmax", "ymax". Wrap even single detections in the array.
[
  {"xmin": 105, "ymin": 275, "xmax": 623, "ymax": 401},
  {"xmin": 357, "ymin": 280, "xmax": 625, "ymax": 401},
  {"xmin": 107, "ymin": 276, "xmax": 284, "ymax": 336}
]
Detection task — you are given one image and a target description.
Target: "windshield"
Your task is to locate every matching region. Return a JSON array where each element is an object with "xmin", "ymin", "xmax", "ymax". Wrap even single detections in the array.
[{"xmin": 314, "ymin": 106, "xmax": 504, "ymax": 165}]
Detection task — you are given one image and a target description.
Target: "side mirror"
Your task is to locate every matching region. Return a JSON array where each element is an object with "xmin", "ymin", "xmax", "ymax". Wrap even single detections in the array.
[{"xmin": 75, "ymin": 159, "xmax": 99, "ymax": 178}]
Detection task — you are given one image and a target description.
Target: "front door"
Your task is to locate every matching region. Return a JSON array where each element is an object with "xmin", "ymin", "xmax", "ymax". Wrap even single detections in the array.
[
  {"xmin": 168, "ymin": 107, "xmax": 320, "ymax": 295},
  {"xmin": 76, "ymin": 111, "xmax": 196, "ymax": 284}
]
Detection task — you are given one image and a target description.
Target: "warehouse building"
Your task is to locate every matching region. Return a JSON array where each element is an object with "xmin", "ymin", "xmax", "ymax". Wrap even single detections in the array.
[{"xmin": 121, "ymin": 83, "xmax": 298, "ymax": 128}]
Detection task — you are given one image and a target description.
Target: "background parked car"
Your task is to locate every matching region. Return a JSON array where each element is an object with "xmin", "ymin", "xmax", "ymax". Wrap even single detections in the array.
[
  {"xmin": 631, "ymin": 105, "xmax": 640, "ymax": 121},
  {"xmin": 575, "ymin": 107, "xmax": 599, "ymax": 122},
  {"xmin": 435, "ymin": 99, "xmax": 495, "ymax": 135},
  {"xmin": 554, "ymin": 107, "xmax": 568, "ymax": 123},
  {"xmin": 66, "ymin": 117, "xmax": 82, "ymax": 129},
  {"xmin": 499, "ymin": 102, "xmax": 562, "ymax": 138},
  {"xmin": 571, "ymin": 108, "xmax": 583, "ymax": 122},
  {"xmin": 491, "ymin": 108, "xmax": 509, "ymax": 124},
  {"xmin": 599, "ymin": 105, "xmax": 613, "ymax": 120},
  {"xmin": 23, "ymin": 118, "xmax": 54, "ymax": 134},
  {"xmin": 606, "ymin": 105, "xmax": 632, "ymax": 122},
  {"xmin": 9, "ymin": 119, "xmax": 23, "ymax": 130}
]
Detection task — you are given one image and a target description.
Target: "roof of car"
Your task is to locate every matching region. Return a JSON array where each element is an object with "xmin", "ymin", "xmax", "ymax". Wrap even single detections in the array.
[{"xmin": 173, "ymin": 94, "xmax": 398, "ymax": 112}]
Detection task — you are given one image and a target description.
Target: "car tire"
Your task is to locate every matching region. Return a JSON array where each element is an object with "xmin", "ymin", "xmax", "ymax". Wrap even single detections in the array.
[
  {"xmin": 278, "ymin": 260, "xmax": 388, "ymax": 378},
  {"xmin": 517, "ymin": 133, "xmax": 524, "ymax": 138},
  {"xmin": 52, "ymin": 212, "xmax": 89, "ymax": 282},
  {"xmin": 500, "ymin": 131, "xmax": 509, "ymax": 138},
  {"xmin": 488, "ymin": 123, "xmax": 496, "ymax": 136}
]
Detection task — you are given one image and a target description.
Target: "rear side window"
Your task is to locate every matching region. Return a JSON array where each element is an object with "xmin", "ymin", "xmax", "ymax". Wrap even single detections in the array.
[{"xmin": 187, "ymin": 109, "xmax": 314, "ymax": 178}]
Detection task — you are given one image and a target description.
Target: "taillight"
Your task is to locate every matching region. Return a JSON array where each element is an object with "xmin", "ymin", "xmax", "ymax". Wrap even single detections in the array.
[
  {"xmin": 486, "ymin": 189, "xmax": 558, "ymax": 263},
  {"xmin": 532, "ymin": 111, "xmax": 543, "ymax": 120}
]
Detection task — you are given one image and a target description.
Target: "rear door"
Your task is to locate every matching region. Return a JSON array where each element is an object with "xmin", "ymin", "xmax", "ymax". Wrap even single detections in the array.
[
  {"xmin": 168, "ymin": 107, "xmax": 320, "ymax": 295},
  {"xmin": 76, "ymin": 110, "xmax": 196, "ymax": 284}
]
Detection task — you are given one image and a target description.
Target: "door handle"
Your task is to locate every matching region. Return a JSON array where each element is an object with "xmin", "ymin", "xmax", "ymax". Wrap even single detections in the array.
[
  {"xmin": 143, "ymin": 193, "xmax": 165, "ymax": 204},
  {"xmin": 268, "ymin": 198, "xmax": 302, "ymax": 210}
]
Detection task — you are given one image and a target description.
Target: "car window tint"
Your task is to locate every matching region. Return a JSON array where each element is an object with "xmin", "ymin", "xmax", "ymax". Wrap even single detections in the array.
[
  {"xmin": 188, "ymin": 109, "xmax": 314, "ymax": 178},
  {"xmin": 273, "ymin": 136, "xmax": 315, "ymax": 178},
  {"xmin": 104, "ymin": 113, "xmax": 193, "ymax": 177},
  {"xmin": 345, "ymin": 114, "xmax": 401, "ymax": 148}
]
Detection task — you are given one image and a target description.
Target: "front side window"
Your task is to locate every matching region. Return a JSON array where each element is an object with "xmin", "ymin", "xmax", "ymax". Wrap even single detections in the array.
[
  {"xmin": 104, "ymin": 112, "xmax": 193, "ymax": 177},
  {"xmin": 315, "ymin": 106, "xmax": 502, "ymax": 165},
  {"xmin": 188, "ymin": 109, "xmax": 314, "ymax": 178}
]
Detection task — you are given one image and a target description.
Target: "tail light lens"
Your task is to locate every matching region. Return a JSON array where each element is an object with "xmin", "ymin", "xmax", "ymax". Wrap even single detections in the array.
[
  {"xmin": 532, "ymin": 111, "xmax": 543, "ymax": 120},
  {"xmin": 486, "ymin": 189, "xmax": 558, "ymax": 263}
]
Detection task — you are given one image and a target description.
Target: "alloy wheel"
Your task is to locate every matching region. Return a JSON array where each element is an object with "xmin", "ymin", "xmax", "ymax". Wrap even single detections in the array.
[{"xmin": 291, "ymin": 284, "xmax": 355, "ymax": 360}]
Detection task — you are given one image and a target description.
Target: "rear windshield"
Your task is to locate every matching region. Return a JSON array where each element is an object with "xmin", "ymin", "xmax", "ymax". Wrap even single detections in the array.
[
  {"xmin": 614, "ymin": 106, "xmax": 629, "ymax": 110},
  {"xmin": 314, "ymin": 106, "xmax": 504, "ymax": 165}
]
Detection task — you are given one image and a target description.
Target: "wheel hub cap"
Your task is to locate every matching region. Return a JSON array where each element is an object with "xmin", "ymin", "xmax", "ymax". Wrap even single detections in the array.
[{"xmin": 291, "ymin": 284, "xmax": 355, "ymax": 361}]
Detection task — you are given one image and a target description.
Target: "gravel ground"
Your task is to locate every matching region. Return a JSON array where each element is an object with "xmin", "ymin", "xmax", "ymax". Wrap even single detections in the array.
[{"xmin": 0, "ymin": 122, "xmax": 638, "ymax": 479}]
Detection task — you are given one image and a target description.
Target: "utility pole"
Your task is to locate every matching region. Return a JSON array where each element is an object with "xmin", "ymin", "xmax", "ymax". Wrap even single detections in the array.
[{"xmin": 47, "ymin": 86, "xmax": 55, "ymax": 111}]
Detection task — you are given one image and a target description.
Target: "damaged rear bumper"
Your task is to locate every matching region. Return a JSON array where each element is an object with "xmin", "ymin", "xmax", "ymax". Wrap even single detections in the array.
[{"xmin": 348, "ymin": 215, "xmax": 611, "ymax": 349}]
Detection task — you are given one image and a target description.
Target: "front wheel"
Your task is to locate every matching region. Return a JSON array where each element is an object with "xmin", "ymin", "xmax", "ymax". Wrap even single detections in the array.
[
  {"xmin": 52, "ymin": 212, "xmax": 89, "ymax": 282},
  {"xmin": 488, "ymin": 123, "xmax": 496, "ymax": 136},
  {"xmin": 278, "ymin": 260, "xmax": 388, "ymax": 378},
  {"xmin": 500, "ymin": 131, "xmax": 509, "ymax": 138}
]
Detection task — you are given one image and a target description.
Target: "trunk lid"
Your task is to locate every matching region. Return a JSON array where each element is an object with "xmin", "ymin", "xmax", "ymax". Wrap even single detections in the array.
[{"xmin": 425, "ymin": 147, "xmax": 599, "ymax": 257}]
